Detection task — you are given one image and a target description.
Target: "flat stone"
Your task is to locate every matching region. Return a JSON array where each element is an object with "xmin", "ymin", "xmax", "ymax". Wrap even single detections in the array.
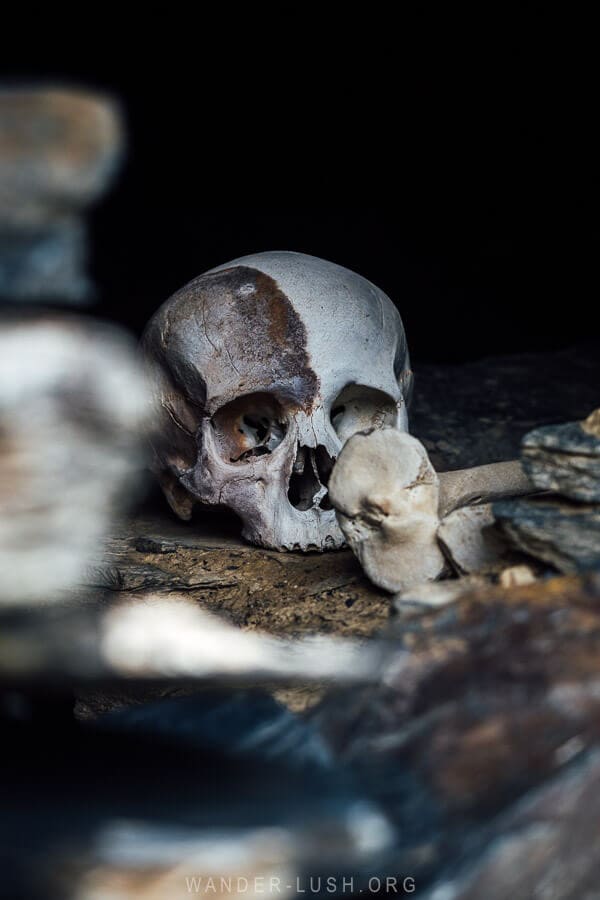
[
  {"xmin": 522, "ymin": 412, "xmax": 600, "ymax": 502},
  {"xmin": 312, "ymin": 572, "xmax": 600, "ymax": 897},
  {"xmin": 1, "ymin": 686, "xmax": 392, "ymax": 899},
  {"xmin": 494, "ymin": 496, "xmax": 600, "ymax": 573},
  {"xmin": 421, "ymin": 748, "xmax": 600, "ymax": 900}
]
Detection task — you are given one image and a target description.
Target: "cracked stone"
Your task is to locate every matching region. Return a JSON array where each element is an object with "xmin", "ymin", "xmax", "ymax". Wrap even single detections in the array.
[
  {"xmin": 494, "ymin": 496, "xmax": 600, "ymax": 573},
  {"xmin": 521, "ymin": 410, "xmax": 600, "ymax": 503}
]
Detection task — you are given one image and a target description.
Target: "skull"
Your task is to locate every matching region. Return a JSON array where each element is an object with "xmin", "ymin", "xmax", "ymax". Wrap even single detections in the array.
[{"xmin": 142, "ymin": 251, "xmax": 413, "ymax": 551}]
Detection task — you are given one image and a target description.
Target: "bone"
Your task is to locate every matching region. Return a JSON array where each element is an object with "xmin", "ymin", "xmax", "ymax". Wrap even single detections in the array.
[
  {"xmin": 438, "ymin": 459, "xmax": 534, "ymax": 517},
  {"xmin": 393, "ymin": 574, "xmax": 490, "ymax": 610},
  {"xmin": 329, "ymin": 430, "xmax": 446, "ymax": 592},
  {"xmin": 329, "ymin": 428, "xmax": 536, "ymax": 593},
  {"xmin": 0, "ymin": 594, "xmax": 387, "ymax": 687}
]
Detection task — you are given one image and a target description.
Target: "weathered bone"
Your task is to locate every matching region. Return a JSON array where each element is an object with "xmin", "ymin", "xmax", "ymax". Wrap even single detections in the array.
[
  {"xmin": 329, "ymin": 428, "xmax": 535, "ymax": 593},
  {"xmin": 438, "ymin": 459, "xmax": 534, "ymax": 517}
]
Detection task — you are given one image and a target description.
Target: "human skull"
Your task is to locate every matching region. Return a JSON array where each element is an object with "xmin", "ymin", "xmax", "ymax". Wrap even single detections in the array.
[{"xmin": 142, "ymin": 251, "xmax": 413, "ymax": 551}]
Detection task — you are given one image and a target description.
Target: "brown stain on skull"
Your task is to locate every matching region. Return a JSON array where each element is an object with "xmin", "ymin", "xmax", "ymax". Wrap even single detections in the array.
[
  {"xmin": 219, "ymin": 265, "xmax": 319, "ymax": 410},
  {"xmin": 252, "ymin": 270, "xmax": 299, "ymax": 347},
  {"xmin": 141, "ymin": 265, "xmax": 321, "ymax": 513},
  {"xmin": 151, "ymin": 265, "xmax": 320, "ymax": 415}
]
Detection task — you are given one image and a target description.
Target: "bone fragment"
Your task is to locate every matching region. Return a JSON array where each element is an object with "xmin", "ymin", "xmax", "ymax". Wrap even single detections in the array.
[
  {"xmin": 329, "ymin": 430, "xmax": 446, "ymax": 592},
  {"xmin": 0, "ymin": 595, "xmax": 386, "ymax": 687},
  {"xmin": 437, "ymin": 503, "xmax": 513, "ymax": 574},
  {"xmin": 393, "ymin": 574, "xmax": 490, "ymax": 610},
  {"xmin": 499, "ymin": 564, "xmax": 537, "ymax": 588}
]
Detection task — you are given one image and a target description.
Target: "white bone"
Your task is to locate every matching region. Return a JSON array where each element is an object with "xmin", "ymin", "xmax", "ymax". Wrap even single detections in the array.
[{"xmin": 329, "ymin": 430, "xmax": 445, "ymax": 592}]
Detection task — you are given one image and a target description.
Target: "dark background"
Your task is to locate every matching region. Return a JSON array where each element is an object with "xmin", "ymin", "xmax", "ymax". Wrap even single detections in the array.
[{"xmin": 3, "ymin": 25, "xmax": 597, "ymax": 363}]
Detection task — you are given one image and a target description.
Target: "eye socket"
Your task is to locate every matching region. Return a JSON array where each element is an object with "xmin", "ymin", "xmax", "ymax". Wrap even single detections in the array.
[
  {"xmin": 329, "ymin": 385, "xmax": 397, "ymax": 443},
  {"xmin": 330, "ymin": 405, "xmax": 346, "ymax": 429},
  {"xmin": 241, "ymin": 414, "xmax": 270, "ymax": 442},
  {"xmin": 211, "ymin": 393, "xmax": 287, "ymax": 463}
]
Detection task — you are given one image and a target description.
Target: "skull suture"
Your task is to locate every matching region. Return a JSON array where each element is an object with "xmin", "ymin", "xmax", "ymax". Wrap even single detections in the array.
[{"xmin": 142, "ymin": 251, "xmax": 413, "ymax": 551}]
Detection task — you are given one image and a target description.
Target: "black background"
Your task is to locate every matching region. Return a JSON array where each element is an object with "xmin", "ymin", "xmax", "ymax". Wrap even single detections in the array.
[{"xmin": 3, "ymin": 20, "xmax": 598, "ymax": 363}]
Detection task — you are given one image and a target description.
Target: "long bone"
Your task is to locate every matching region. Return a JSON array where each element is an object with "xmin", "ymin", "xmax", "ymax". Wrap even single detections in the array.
[
  {"xmin": 438, "ymin": 459, "xmax": 534, "ymax": 517},
  {"xmin": 328, "ymin": 429, "xmax": 535, "ymax": 593}
]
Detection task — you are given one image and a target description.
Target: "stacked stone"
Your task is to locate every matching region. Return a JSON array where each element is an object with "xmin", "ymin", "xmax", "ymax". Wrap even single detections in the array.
[
  {"xmin": 495, "ymin": 409, "xmax": 600, "ymax": 572},
  {"xmin": 0, "ymin": 87, "xmax": 146, "ymax": 607},
  {"xmin": 0, "ymin": 87, "xmax": 123, "ymax": 302}
]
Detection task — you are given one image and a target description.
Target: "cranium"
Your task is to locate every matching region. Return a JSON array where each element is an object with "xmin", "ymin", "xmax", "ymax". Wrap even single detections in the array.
[{"xmin": 142, "ymin": 251, "xmax": 413, "ymax": 551}]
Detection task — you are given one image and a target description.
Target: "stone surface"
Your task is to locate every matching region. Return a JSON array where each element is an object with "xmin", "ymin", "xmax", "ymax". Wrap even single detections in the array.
[
  {"xmin": 494, "ymin": 496, "xmax": 600, "ymax": 573},
  {"xmin": 0, "ymin": 690, "xmax": 392, "ymax": 899},
  {"xmin": 421, "ymin": 747, "xmax": 600, "ymax": 900},
  {"xmin": 311, "ymin": 572, "xmax": 600, "ymax": 897},
  {"xmin": 410, "ymin": 343, "xmax": 600, "ymax": 471},
  {"xmin": 522, "ymin": 410, "xmax": 600, "ymax": 503}
]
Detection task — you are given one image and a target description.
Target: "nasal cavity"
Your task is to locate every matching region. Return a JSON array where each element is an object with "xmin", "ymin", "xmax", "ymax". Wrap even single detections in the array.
[{"xmin": 288, "ymin": 444, "xmax": 336, "ymax": 511}]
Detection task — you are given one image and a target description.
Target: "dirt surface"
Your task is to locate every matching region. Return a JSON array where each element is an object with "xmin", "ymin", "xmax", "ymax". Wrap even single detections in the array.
[
  {"xmin": 90, "ymin": 511, "xmax": 392, "ymax": 638},
  {"xmin": 79, "ymin": 509, "xmax": 393, "ymax": 714}
]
